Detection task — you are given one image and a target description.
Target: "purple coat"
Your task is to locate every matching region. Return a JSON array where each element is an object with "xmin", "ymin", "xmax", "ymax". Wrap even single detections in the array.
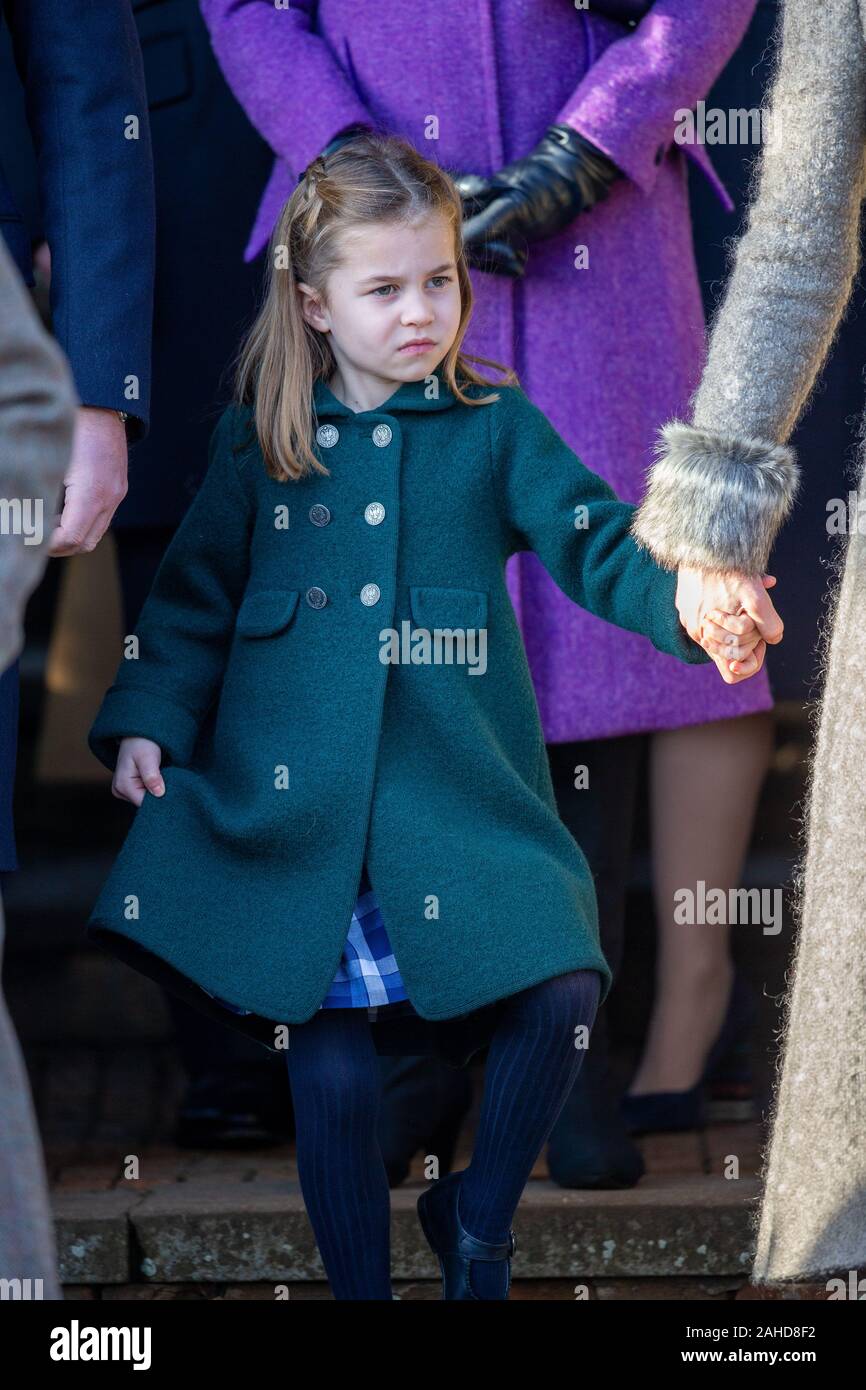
[{"xmin": 200, "ymin": 0, "xmax": 771, "ymax": 740}]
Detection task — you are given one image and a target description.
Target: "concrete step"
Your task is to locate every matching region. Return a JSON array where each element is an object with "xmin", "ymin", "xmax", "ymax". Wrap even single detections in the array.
[
  {"xmin": 48, "ymin": 1116, "xmax": 768, "ymax": 1294},
  {"xmin": 52, "ymin": 1158, "xmax": 762, "ymax": 1289},
  {"xmin": 54, "ymin": 1177, "xmax": 761, "ymax": 1289}
]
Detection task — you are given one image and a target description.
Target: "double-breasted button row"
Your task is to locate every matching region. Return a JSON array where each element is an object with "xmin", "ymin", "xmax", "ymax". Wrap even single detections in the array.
[
  {"xmin": 308, "ymin": 425, "xmax": 387, "ymax": 609},
  {"xmin": 305, "ymin": 585, "xmax": 383, "ymax": 608},
  {"xmin": 315, "ymin": 422, "xmax": 394, "ymax": 448},
  {"xmin": 307, "ymin": 501, "xmax": 384, "ymax": 526}
]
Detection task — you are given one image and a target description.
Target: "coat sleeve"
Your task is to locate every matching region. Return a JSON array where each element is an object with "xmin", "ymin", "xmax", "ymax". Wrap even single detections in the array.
[
  {"xmin": 88, "ymin": 407, "xmax": 254, "ymax": 772},
  {"xmin": 630, "ymin": 0, "xmax": 866, "ymax": 577},
  {"xmin": 557, "ymin": 0, "xmax": 758, "ymax": 195},
  {"xmin": 0, "ymin": 234, "xmax": 76, "ymax": 675},
  {"xmin": 199, "ymin": 0, "xmax": 373, "ymax": 175},
  {"xmin": 489, "ymin": 386, "xmax": 710, "ymax": 667}
]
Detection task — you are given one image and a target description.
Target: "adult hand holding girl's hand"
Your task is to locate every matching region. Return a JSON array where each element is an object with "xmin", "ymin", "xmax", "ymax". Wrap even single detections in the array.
[
  {"xmin": 113, "ymin": 736, "xmax": 166, "ymax": 805},
  {"xmin": 675, "ymin": 567, "xmax": 784, "ymax": 685}
]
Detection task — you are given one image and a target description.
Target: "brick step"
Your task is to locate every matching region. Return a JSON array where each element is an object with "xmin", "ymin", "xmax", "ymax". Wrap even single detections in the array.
[
  {"xmin": 53, "ymin": 1168, "xmax": 762, "ymax": 1288},
  {"xmin": 46, "ymin": 1104, "xmax": 767, "ymax": 1292}
]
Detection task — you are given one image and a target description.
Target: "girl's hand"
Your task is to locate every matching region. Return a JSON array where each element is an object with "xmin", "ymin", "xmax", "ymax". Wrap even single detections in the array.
[
  {"xmin": 700, "ymin": 606, "xmax": 766, "ymax": 684},
  {"xmin": 710, "ymin": 637, "xmax": 767, "ymax": 684},
  {"xmin": 702, "ymin": 608, "xmax": 766, "ymax": 683},
  {"xmin": 699, "ymin": 608, "xmax": 762, "ymax": 660},
  {"xmin": 675, "ymin": 568, "xmax": 782, "ymax": 684},
  {"xmin": 113, "ymin": 736, "xmax": 166, "ymax": 806}
]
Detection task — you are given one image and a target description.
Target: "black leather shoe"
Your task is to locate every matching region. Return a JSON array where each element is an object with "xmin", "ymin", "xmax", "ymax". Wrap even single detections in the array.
[
  {"xmin": 621, "ymin": 970, "xmax": 758, "ymax": 1135},
  {"xmin": 621, "ymin": 1080, "xmax": 706, "ymax": 1136},
  {"xmin": 546, "ymin": 1051, "xmax": 645, "ymax": 1189},
  {"xmin": 417, "ymin": 1169, "xmax": 515, "ymax": 1300}
]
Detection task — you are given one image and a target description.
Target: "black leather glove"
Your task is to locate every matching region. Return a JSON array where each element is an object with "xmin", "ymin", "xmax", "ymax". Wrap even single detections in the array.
[{"xmin": 455, "ymin": 125, "xmax": 623, "ymax": 278}]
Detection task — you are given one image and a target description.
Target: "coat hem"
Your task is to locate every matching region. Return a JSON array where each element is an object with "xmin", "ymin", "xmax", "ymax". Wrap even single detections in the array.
[
  {"xmin": 86, "ymin": 917, "xmax": 610, "ymax": 1026},
  {"xmin": 541, "ymin": 685, "xmax": 775, "ymax": 745},
  {"xmin": 401, "ymin": 959, "xmax": 611, "ymax": 1020},
  {"xmin": 86, "ymin": 922, "xmax": 585, "ymax": 1068}
]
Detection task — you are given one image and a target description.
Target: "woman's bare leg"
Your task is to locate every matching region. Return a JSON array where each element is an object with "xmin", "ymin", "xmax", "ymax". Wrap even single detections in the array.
[{"xmin": 627, "ymin": 711, "xmax": 774, "ymax": 1095}]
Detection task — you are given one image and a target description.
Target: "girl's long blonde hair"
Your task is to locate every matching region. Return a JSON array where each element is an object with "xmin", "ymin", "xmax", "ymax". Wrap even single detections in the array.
[{"xmin": 233, "ymin": 129, "xmax": 519, "ymax": 481}]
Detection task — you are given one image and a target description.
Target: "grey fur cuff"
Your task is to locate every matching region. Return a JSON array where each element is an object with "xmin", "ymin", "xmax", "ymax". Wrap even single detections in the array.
[{"xmin": 629, "ymin": 421, "xmax": 801, "ymax": 575}]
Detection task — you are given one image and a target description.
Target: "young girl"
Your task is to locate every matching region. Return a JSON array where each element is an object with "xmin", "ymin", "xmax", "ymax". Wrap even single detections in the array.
[{"xmin": 86, "ymin": 132, "xmax": 764, "ymax": 1301}]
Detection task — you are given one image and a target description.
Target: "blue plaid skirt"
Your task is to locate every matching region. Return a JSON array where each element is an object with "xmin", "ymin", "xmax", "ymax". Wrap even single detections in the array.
[{"xmin": 201, "ymin": 860, "xmax": 412, "ymax": 1017}]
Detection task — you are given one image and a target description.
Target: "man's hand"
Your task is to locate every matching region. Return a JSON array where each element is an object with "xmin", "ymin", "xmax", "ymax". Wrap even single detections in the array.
[
  {"xmin": 48, "ymin": 405, "xmax": 128, "ymax": 555},
  {"xmin": 676, "ymin": 567, "xmax": 784, "ymax": 685},
  {"xmin": 113, "ymin": 736, "xmax": 165, "ymax": 806}
]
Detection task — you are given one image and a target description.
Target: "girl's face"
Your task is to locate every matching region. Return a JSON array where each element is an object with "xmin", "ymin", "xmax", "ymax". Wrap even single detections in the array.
[{"xmin": 298, "ymin": 213, "xmax": 463, "ymax": 406}]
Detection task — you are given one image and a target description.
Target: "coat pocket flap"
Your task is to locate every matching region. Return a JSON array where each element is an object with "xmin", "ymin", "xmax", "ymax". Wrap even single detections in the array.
[
  {"xmin": 235, "ymin": 589, "xmax": 300, "ymax": 637},
  {"xmin": 409, "ymin": 586, "xmax": 488, "ymax": 630}
]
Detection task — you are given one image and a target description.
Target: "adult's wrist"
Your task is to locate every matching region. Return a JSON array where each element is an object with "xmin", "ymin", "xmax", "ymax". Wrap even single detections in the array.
[
  {"xmin": 631, "ymin": 420, "xmax": 800, "ymax": 576},
  {"xmin": 546, "ymin": 124, "xmax": 623, "ymax": 211}
]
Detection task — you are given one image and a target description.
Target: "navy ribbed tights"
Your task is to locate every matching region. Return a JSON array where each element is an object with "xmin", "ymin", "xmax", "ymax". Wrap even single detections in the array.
[{"xmin": 284, "ymin": 969, "xmax": 601, "ymax": 1299}]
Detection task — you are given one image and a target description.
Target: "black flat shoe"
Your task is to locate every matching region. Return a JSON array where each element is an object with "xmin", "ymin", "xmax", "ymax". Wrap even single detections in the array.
[
  {"xmin": 620, "ymin": 1079, "xmax": 706, "ymax": 1136},
  {"xmin": 546, "ymin": 1056, "xmax": 646, "ymax": 1189},
  {"xmin": 621, "ymin": 969, "xmax": 758, "ymax": 1136},
  {"xmin": 417, "ymin": 1169, "xmax": 515, "ymax": 1300}
]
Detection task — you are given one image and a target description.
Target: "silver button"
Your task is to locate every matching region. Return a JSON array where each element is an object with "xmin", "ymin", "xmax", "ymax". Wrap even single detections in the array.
[
  {"xmin": 372, "ymin": 423, "xmax": 392, "ymax": 447},
  {"xmin": 316, "ymin": 424, "xmax": 339, "ymax": 448},
  {"xmin": 364, "ymin": 502, "xmax": 385, "ymax": 526},
  {"xmin": 360, "ymin": 583, "xmax": 381, "ymax": 606},
  {"xmin": 305, "ymin": 587, "xmax": 328, "ymax": 609},
  {"xmin": 309, "ymin": 504, "xmax": 331, "ymax": 526}
]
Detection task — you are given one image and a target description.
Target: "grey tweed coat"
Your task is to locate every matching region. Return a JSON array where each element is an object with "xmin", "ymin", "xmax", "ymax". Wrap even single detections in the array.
[
  {"xmin": 0, "ymin": 233, "xmax": 75, "ymax": 1297},
  {"xmin": 631, "ymin": 0, "xmax": 866, "ymax": 1285}
]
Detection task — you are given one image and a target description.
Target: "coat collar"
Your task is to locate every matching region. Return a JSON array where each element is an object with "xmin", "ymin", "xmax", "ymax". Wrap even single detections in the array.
[{"xmin": 312, "ymin": 363, "xmax": 456, "ymax": 418}]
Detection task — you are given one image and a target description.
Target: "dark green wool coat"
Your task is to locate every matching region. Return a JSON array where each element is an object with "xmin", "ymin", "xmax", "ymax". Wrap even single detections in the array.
[{"xmin": 87, "ymin": 364, "xmax": 710, "ymax": 1029}]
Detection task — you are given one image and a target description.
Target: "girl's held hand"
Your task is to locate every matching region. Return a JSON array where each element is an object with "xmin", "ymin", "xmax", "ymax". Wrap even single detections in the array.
[
  {"xmin": 700, "ymin": 608, "xmax": 762, "ymax": 659},
  {"xmin": 113, "ymin": 736, "xmax": 166, "ymax": 806},
  {"xmin": 712, "ymin": 637, "xmax": 766, "ymax": 683},
  {"xmin": 675, "ymin": 568, "xmax": 782, "ymax": 685},
  {"xmin": 702, "ymin": 606, "xmax": 767, "ymax": 684}
]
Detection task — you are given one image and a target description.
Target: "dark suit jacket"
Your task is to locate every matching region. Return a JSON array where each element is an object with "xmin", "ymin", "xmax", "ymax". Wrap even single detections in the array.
[
  {"xmin": 112, "ymin": 0, "xmax": 272, "ymax": 528},
  {"xmin": 0, "ymin": 0, "xmax": 155, "ymax": 438}
]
